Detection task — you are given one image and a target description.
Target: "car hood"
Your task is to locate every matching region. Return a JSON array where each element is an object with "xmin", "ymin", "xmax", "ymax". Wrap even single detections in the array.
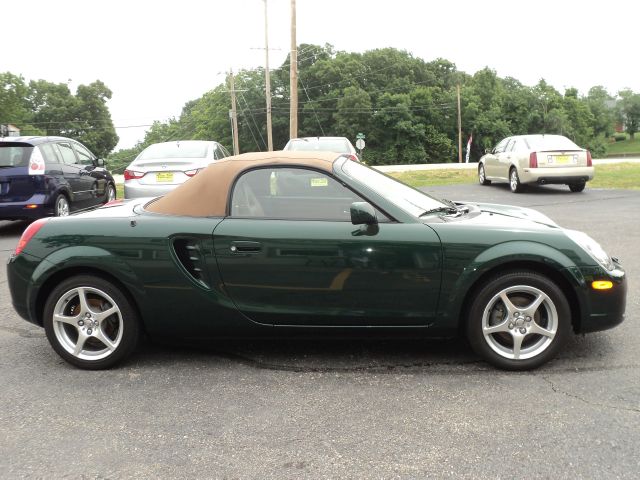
[
  {"xmin": 466, "ymin": 201, "xmax": 559, "ymax": 227},
  {"xmin": 423, "ymin": 201, "xmax": 560, "ymax": 231}
]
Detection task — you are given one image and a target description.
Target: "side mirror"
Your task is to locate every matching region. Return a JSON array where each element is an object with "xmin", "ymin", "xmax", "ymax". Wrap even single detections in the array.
[
  {"xmin": 96, "ymin": 158, "xmax": 105, "ymax": 167},
  {"xmin": 350, "ymin": 202, "xmax": 378, "ymax": 225}
]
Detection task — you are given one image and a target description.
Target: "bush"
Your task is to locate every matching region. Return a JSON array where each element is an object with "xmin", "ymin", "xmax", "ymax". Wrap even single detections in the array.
[{"xmin": 614, "ymin": 133, "xmax": 627, "ymax": 142}]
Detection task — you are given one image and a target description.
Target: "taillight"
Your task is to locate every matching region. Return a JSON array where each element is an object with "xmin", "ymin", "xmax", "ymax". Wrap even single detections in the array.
[
  {"xmin": 529, "ymin": 152, "xmax": 538, "ymax": 168},
  {"xmin": 124, "ymin": 169, "xmax": 145, "ymax": 181},
  {"xmin": 15, "ymin": 218, "xmax": 49, "ymax": 255},
  {"xmin": 347, "ymin": 154, "xmax": 359, "ymax": 162},
  {"xmin": 586, "ymin": 150, "xmax": 593, "ymax": 167},
  {"xmin": 184, "ymin": 168, "xmax": 201, "ymax": 177},
  {"xmin": 103, "ymin": 199, "xmax": 124, "ymax": 207}
]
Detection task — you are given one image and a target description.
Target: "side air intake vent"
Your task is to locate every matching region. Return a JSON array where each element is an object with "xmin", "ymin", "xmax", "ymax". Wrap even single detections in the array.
[{"xmin": 172, "ymin": 238, "xmax": 210, "ymax": 289}]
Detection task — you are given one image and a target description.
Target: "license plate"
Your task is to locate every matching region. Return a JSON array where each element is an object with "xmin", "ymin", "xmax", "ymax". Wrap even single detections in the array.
[
  {"xmin": 554, "ymin": 155, "xmax": 571, "ymax": 164},
  {"xmin": 156, "ymin": 172, "xmax": 174, "ymax": 182}
]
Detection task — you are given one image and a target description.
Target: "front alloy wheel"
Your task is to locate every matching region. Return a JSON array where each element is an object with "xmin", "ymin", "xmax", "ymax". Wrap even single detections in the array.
[
  {"xmin": 466, "ymin": 271, "xmax": 570, "ymax": 370},
  {"xmin": 478, "ymin": 164, "xmax": 491, "ymax": 185},
  {"xmin": 43, "ymin": 275, "xmax": 140, "ymax": 369}
]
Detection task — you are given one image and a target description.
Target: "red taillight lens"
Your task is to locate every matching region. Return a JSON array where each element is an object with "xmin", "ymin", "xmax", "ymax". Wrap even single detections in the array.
[
  {"xmin": 347, "ymin": 154, "xmax": 359, "ymax": 162},
  {"xmin": 529, "ymin": 152, "xmax": 538, "ymax": 168},
  {"xmin": 103, "ymin": 199, "xmax": 124, "ymax": 207},
  {"xmin": 124, "ymin": 169, "xmax": 145, "ymax": 181},
  {"xmin": 586, "ymin": 150, "xmax": 593, "ymax": 167},
  {"xmin": 15, "ymin": 218, "xmax": 49, "ymax": 255},
  {"xmin": 184, "ymin": 168, "xmax": 201, "ymax": 177}
]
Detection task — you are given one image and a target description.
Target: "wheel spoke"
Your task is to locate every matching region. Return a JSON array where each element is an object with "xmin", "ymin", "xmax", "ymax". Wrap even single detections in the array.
[
  {"xmin": 522, "ymin": 293, "xmax": 546, "ymax": 317},
  {"xmin": 499, "ymin": 291, "xmax": 518, "ymax": 316},
  {"xmin": 94, "ymin": 328, "xmax": 116, "ymax": 352},
  {"xmin": 77, "ymin": 288, "xmax": 91, "ymax": 315},
  {"xmin": 529, "ymin": 322, "xmax": 556, "ymax": 339},
  {"xmin": 53, "ymin": 313, "xmax": 80, "ymax": 326},
  {"xmin": 512, "ymin": 333, "xmax": 524, "ymax": 360},
  {"xmin": 73, "ymin": 333, "xmax": 88, "ymax": 356},
  {"xmin": 94, "ymin": 306, "xmax": 118, "ymax": 322},
  {"xmin": 483, "ymin": 319, "xmax": 510, "ymax": 335}
]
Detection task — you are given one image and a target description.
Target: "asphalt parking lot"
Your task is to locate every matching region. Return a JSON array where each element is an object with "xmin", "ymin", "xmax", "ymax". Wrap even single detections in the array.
[{"xmin": 1, "ymin": 183, "xmax": 638, "ymax": 479}]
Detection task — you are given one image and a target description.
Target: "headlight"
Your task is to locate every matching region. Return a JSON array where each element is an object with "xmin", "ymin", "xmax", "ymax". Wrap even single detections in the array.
[{"xmin": 564, "ymin": 229, "xmax": 614, "ymax": 271}]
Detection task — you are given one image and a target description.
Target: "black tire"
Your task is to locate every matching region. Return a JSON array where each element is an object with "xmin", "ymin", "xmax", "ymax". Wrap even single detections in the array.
[
  {"xmin": 104, "ymin": 183, "xmax": 117, "ymax": 203},
  {"xmin": 478, "ymin": 164, "xmax": 491, "ymax": 185},
  {"xmin": 54, "ymin": 194, "xmax": 70, "ymax": 217},
  {"xmin": 509, "ymin": 168, "xmax": 524, "ymax": 193},
  {"xmin": 569, "ymin": 182, "xmax": 586, "ymax": 193},
  {"xmin": 43, "ymin": 275, "xmax": 140, "ymax": 369},
  {"xmin": 466, "ymin": 270, "xmax": 571, "ymax": 370}
]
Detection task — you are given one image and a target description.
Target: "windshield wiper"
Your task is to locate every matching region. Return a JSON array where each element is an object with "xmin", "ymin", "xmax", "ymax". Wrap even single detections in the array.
[{"xmin": 419, "ymin": 206, "xmax": 459, "ymax": 217}]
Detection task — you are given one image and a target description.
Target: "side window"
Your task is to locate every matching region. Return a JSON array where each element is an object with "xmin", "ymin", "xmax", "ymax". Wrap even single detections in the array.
[
  {"xmin": 493, "ymin": 138, "xmax": 508, "ymax": 154},
  {"xmin": 504, "ymin": 139, "xmax": 515, "ymax": 152},
  {"xmin": 507, "ymin": 139, "xmax": 517, "ymax": 152},
  {"xmin": 231, "ymin": 167, "xmax": 369, "ymax": 221},
  {"xmin": 39, "ymin": 143, "xmax": 62, "ymax": 165},
  {"xmin": 57, "ymin": 142, "xmax": 78, "ymax": 165},
  {"xmin": 219, "ymin": 145, "xmax": 230, "ymax": 157},
  {"xmin": 213, "ymin": 145, "xmax": 222, "ymax": 160},
  {"xmin": 72, "ymin": 142, "xmax": 95, "ymax": 166}
]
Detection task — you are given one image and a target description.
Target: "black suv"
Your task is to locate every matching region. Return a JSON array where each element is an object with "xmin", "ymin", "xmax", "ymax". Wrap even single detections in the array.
[{"xmin": 0, "ymin": 136, "xmax": 116, "ymax": 220}]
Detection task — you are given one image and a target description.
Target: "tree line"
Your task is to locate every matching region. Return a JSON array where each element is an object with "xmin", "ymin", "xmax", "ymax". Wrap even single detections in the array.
[
  {"xmin": 2, "ymin": 44, "xmax": 640, "ymax": 171},
  {"xmin": 0, "ymin": 72, "xmax": 118, "ymax": 157}
]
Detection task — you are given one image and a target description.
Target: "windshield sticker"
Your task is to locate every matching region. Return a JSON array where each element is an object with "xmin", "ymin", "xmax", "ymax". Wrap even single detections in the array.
[
  {"xmin": 310, "ymin": 177, "xmax": 328, "ymax": 187},
  {"xmin": 28, "ymin": 147, "xmax": 46, "ymax": 175}
]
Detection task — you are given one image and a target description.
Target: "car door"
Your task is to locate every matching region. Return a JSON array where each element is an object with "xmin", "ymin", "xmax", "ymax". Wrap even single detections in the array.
[
  {"xmin": 56, "ymin": 141, "xmax": 94, "ymax": 209},
  {"xmin": 492, "ymin": 137, "xmax": 514, "ymax": 180},
  {"xmin": 213, "ymin": 166, "xmax": 442, "ymax": 327},
  {"xmin": 499, "ymin": 138, "xmax": 518, "ymax": 176},
  {"xmin": 72, "ymin": 141, "xmax": 105, "ymax": 207},
  {"xmin": 484, "ymin": 138, "xmax": 508, "ymax": 179}
]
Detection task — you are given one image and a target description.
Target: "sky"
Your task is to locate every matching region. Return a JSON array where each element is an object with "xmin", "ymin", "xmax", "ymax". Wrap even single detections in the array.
[{"xmin": 4, "ymin": 0, "xmax": 639, "ymax": 150}]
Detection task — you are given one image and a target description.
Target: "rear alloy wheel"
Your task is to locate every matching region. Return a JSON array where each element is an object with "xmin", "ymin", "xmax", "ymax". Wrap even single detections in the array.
[
  {"xmin": 509, "ymin": 168, "xmax": 523, "ymax": 193},
  {"xmin": 569, "ymin": 182, "xmax": 586, "ymax": 193},
  {"xmin": 43, "ymin": 275, "xmax": 140, "ymax": 369},
  {"xmin": 105, "ymin": 183, "xmax": 116, "ymax": 203},
  {"xmin": 54, "ymin": 194, "xmax": 70, "ymax": 217},
  {"xmin": 466, "ymin": 271, "xmax": 571, "ymax": 370},
  {"xmin": 478, "ymin": 164, "xmax": 491, "ymax": 185}
]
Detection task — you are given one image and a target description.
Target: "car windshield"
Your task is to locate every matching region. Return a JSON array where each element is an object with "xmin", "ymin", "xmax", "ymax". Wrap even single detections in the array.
[
  {"xmin": 0, "ymin": 145, "xmax": 33, "ymax": 168},
  {"xmin": 288, "ymin": 138, "xmax": 350, "ymax": 153},
  {"xmin": 524, "ymin": 135, "xmax": 580, "ymax": 151},
  {"xmin": 137, "ymin": 142, "xmax": 209, "ymax": 160},
  {"xmin": 341, "ymin": 160, "xmax": 447, "ymax": 217}
]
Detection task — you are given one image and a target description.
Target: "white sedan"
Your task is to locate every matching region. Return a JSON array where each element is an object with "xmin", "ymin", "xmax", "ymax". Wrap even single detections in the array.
[{"xmin": 478, "ymin": 134, "xmax": 594, "ymax": 193}]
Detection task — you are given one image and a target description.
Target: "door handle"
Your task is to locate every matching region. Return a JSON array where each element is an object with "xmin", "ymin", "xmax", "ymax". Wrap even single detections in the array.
[{"xmin": 230, "ymin": 241, "xmax": 262, "ymax": 253}]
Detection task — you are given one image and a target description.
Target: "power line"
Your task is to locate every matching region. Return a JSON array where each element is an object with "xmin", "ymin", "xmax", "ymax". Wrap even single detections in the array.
[
  {"xmin": 299, "ymin": 75, "xmax": 325, "ymax": 136},
  {"xmin": 238, "ymin": 91, "xmax": 266, "ymax": 150}
]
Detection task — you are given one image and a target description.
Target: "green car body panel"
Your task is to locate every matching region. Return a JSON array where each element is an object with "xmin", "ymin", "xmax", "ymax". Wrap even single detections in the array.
[{"xmin": 7, "ymin": 161, "xmax": 626, "ymax": 343}]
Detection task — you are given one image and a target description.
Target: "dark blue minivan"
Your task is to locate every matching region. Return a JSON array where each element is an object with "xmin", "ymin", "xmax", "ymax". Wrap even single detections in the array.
[{"xmin": 0, "ymin": 136, "xmax": 116, "ymax": 220}]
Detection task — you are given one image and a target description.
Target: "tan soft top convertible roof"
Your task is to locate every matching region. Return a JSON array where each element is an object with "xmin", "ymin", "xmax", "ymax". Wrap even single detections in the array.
[{"xmin": 145, "ymin": 150, "xmax": 339, "ymax": 217}]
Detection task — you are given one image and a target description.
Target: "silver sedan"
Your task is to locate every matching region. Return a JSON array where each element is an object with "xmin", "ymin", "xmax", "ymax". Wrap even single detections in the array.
[
  {"xmin": 478, "ymin": 134, "xmax": 594, "ymax": 193},
  {"xmin": 124, "ymin": 140, "xmax": 230, "ymax": 199}
]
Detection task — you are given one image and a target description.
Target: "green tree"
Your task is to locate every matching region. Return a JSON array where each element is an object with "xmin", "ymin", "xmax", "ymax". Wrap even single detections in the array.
[
  {"xmin": 618, "ymin": 89, "xmax": 640, "ymax": 139},
  {"xmin": 0, "ymin": 73, "xmax": 30, "ymax": 126}
]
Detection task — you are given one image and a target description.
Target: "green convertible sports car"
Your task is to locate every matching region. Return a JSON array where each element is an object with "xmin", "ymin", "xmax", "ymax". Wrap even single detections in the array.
[{"xmin": 7, "ymin": 152, "xmax": 627, "ymax": 370}]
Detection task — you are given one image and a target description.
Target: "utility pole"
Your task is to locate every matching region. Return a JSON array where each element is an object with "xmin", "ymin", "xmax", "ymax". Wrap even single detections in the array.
[
  {"xmin": 263, "ymin": 0, "xmax": 273, "ymax": 151},
  {"xmin": 457, "ymin": 84, "xmax": 462, "ymax": 163},
  {"xmin": 289, "ymin": 0, "xmax": 298, "ymax": 140},
  {"xmin": 229, "ymin": 70, "xmax": 240, "ymax": 155}
]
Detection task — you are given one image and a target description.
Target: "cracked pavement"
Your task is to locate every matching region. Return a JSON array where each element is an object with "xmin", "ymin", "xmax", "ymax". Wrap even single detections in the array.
[{"xmin": 1, "ymin": 183, "xmax": 638, "ymax": 479}]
